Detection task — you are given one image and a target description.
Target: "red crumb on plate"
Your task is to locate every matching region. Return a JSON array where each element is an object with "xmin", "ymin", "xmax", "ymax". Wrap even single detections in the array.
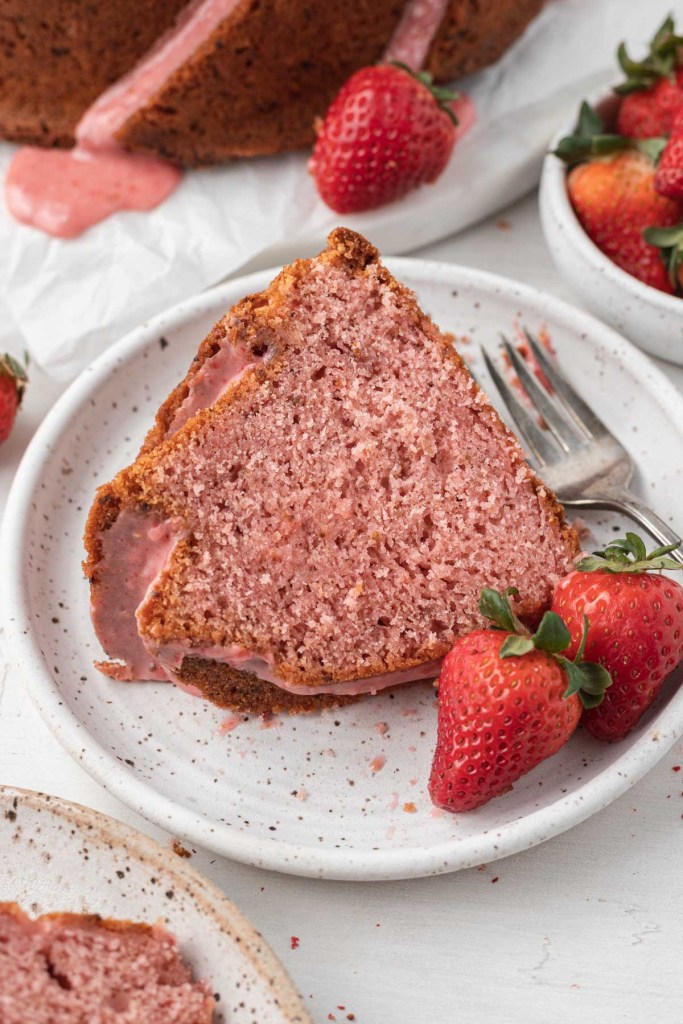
[
  {"xmin": 369, "ymin": 755, "xmax": 386, "ymax": 773},
  {"xmin": 290, "ymin": 936, "xmax": 300, "ymax": 950},
  {"xmin": 403, "ymin": 802, "xmax": 417, "ymax": 813}
]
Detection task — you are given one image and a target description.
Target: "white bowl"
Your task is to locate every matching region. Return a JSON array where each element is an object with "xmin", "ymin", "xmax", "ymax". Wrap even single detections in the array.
[{"xmin": 540, "ymin": 87, "xmax": 683, "ymax": 366}]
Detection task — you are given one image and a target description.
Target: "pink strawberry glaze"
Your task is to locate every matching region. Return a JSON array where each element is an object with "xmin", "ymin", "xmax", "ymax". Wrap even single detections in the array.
[
  {"xmin": 166, "ymin": 340, "xmax": 268, "ymax": 437},
  {"xmin": 383, "ymin": 0, "xmax": 451, "ymax": 69},
  {"xmin": 93, "ymin": 509, "xmax": 187, "ymax": 682},
  {"xmin": 4, "ymin": 0, "xmax": 242, "ymax": 237}
]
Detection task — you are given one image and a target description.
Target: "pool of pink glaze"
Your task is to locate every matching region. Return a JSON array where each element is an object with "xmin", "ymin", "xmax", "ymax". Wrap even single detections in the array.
[{"xmin": 5, "ymin": 147, "xmax": 181, "ymax": 239}]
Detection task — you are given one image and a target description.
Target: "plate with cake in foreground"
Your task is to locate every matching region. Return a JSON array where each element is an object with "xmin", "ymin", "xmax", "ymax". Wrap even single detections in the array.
[
  {"xmin": 3, "ymin": 231, "xmax": 683, "ymax": 880},
  {"xmin": 0, "ymin": 786, "xmax": 309, "ymax": 1023}
]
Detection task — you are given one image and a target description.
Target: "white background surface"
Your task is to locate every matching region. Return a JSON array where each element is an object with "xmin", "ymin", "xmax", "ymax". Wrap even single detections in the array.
[{"xmin": 1, "ymin": 192, "xmax": 682, "ymax": 1023}]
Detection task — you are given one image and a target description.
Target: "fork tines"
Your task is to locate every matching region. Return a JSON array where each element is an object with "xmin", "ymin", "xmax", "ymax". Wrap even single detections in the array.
[{"xmin": 480, "ymin": 330, "xmax": 608, "ymax": 467}]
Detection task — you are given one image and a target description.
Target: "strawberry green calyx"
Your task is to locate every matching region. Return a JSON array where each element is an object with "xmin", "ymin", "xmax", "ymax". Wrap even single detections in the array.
[
  {"xmin": 577, "ymin": 532, "xmax": 683, "ymax": 573},
  {"xmin": 643, "ymin": 223, "xmax": 683, "ymax": 290},
  {"xmin": 478, "ymin": 587, "xmax": 612, "ymax": 709},
  {"xmin": 553, "ymin": 102, "xmax": 665, "ymax": 167},
  {"xmin": 615, "ymin": 16, "xmax": 683, "ymax": 96},
  {"xmin": 0, "ymin": 353, "xmax": 28, "ymax": 404},
  {"xmin": 387, "ymin": 61, "xmax": 460, "ymax": 125}
]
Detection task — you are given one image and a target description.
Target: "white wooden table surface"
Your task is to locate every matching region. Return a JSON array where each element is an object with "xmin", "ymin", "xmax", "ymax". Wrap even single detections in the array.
[{"xmin": 1, "ymin": 192, "xmax": 682, "ymax": 1024}]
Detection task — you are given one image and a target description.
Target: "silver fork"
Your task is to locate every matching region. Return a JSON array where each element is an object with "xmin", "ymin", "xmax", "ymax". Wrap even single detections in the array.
[{"xmin": 480, "ymin": 329, "xmax": 683, "ymax": 567}]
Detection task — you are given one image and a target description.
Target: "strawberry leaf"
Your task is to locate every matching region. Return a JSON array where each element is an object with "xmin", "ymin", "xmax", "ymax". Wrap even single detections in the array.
[
  {"xmin": 615, "ymin": 16, "xmax": 683, "ymax": 94},
  {"xmin": 531, "ymin": 611, "xmax": 571, "ymax": 654},
  {"xmin": 558, "ymin": 657, "xmax": 612, "ymax": 708},
  {"xmin": 499, "ymin": 635, "xmax": 535, "ymax": 658},
  {"xmin": 478, "ymin": 587, "xmax": 528, "ymax": 634}
]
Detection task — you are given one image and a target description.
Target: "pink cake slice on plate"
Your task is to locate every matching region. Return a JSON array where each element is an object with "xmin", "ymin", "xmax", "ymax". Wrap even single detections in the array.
[{"xmin": 84, "ymin": 228, "xmax": 578, "ymax": 714}]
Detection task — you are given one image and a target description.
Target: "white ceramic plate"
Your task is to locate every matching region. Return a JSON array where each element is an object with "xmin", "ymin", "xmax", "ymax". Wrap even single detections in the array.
[
  {"xmin": 3, "ymin": 260, "xmax": 683, "ymax": 880},
  {"xmin": 0, "ymin": 785, "xmax": 310, "ymax": 1023}
]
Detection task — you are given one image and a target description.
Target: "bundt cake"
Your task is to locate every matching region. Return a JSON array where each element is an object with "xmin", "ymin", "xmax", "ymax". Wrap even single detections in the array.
[
  {"xmin": 83, "ymin": 228, "xmax": 578, "ymax": 716},
  {"xmin": 0, "ymin": 903, "xmax": 214, "ymax": 1023},
  {"xmin": 0, "ymin": 0, "xmax": 545, "ymax": 162}
]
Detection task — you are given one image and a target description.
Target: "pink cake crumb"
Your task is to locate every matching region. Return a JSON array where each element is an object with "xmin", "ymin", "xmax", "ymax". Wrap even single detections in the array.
[
  {"xmin": 295, "ymin": 788, "xmax": 309, "ymax": 802},
  {"xmin": 369, "ymin": 755, "xmax": 386, "ymax": 774},
  {"xmin": 388, "ymin": 792, "xmax": 399, "ymax": 811},
  {"xmin": 375, "ymin": 721, "xmax": 389, "ymax": 736}
]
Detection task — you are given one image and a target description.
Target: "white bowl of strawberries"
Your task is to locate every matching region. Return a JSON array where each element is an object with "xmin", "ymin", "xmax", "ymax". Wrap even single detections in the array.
[{"xmin": 540, "ymin": 17, "xmax": 683, "ymax": 366}]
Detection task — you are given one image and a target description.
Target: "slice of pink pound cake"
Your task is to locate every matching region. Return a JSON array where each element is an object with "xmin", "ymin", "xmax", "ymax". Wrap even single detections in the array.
[
  {"xmin": 84, "ymin": 228, "xmax": 578, "ymax": 715},
  {"xmin": 0, "ymin": 904, "xmax": 214, "ymax": 1023}
]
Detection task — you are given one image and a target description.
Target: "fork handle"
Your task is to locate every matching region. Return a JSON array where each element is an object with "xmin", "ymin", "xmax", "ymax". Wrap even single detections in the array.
[{"xmin": 563, "ymin": 487, "xmax": 683, "ymax": 567}]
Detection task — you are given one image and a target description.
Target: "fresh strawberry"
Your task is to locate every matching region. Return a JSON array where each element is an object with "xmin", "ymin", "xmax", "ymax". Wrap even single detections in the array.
[
  {"xmin": 552, "ymin": 533, "xmax": 683, "ymax": 743},
  {"xmin": 309, "ymin": 63, "xmax": 458, "ymax": 214},
  {"xmin": 0, "ymin": 353, "xmax": 28, "ymax": 444},
  {"xmin": 617, "ymin": 74, "xmax": 683, "ymax": 140},
  {"xmin": 654, "ymin": 108, "xmax": 683, "ymax": 199},
  {"xmin": 566, "ymin": 149, "xmax": 683, "ymax": 293},
  {"xmin": 429, "ymin": 588, "xmax": 611, "ymax": 812},
  {"xmin": 615, "ymin": 17, "xmax": 683, "ymax": 139}
]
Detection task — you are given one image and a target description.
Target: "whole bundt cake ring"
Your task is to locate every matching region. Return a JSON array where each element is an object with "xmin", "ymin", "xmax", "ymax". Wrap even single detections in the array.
[{"xmin": 0, "ymin": 0, "xmax": 544, "ymax": 164}]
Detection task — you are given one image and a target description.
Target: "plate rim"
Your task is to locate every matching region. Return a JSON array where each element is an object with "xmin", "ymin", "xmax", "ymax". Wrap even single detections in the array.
[
  {"xmin": 0, "ymin": 784, "xmax": 312, "ymax": 1023},
  {"xmin": 3, "ymin": 257, "xmax": 683, "ymax": 881}
]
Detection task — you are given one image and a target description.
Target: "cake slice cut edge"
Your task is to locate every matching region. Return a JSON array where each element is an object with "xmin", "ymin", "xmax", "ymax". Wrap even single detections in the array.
[{"xmin": 84, "ymin": 228, "xmax": 578, "ymax": 715}]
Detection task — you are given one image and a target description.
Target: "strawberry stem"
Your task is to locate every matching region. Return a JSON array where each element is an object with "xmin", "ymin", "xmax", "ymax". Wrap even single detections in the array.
[{"xmin": 577, "ymin": 532, "xmax": 682, "ymax": 573}]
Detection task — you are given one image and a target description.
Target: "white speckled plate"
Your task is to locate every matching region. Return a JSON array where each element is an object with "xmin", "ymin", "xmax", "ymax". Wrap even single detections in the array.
[
  {"xmin": 0, "ymin": 786, "xmax": 310, "ymax": 1023},
  {"xmin": 3, "ymin": 260, "xmax": 683, "ymax": 880}
]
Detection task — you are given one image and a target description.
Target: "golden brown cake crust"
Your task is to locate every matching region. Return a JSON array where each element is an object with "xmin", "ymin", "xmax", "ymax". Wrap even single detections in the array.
[
  {"xmin": 0, "ymin": 0, "xmax": 187, "ymax": 148},
  {"xmin": 426, "ymin": 0, "xmax": 545, "ymax": 81},
  {"xmin": 117, "ymin": 0, "xmax": 406, "ymax": 164},
  {"xmin": 84, "ymin": 228, "xmax": 578, "ymax": 715}
]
